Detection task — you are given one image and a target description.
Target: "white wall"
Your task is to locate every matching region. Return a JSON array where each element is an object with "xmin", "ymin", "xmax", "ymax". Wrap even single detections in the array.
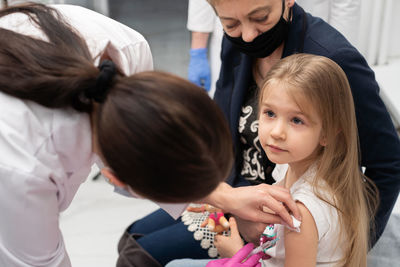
[
  {"xmin": 357, "ymin": 0, "xmax": 400, "ymax": 65},
  {"xmin": 389, "ymin": 1, "xmax": 400, "ymax": 58}
]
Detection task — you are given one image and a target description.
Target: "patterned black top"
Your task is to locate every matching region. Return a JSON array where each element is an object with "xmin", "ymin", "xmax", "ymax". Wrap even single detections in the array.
[{"xmin": 238, "ymin": 81, "xmax": 266, "ymax": 185}]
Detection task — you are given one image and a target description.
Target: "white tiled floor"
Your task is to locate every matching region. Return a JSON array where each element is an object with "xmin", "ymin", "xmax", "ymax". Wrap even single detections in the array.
[{"xmin": 59, "ymin": 168, "xmax": 158, "ymax": 267}]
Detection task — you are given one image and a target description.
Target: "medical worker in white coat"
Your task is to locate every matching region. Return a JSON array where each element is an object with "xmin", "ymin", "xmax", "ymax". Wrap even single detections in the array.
[
  {"xmin": 0, "ymin": 3, "xmax": 234, "ymax": 266},
  {"xmin": 187, "ymin": 0, "xmax": 360, "ymax": 97}
]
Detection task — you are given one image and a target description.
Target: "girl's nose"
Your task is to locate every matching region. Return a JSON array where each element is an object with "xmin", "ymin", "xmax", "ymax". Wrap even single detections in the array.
[{"xmin": 270, "ymin": 121, "xmax": 286, "ymax": 140}]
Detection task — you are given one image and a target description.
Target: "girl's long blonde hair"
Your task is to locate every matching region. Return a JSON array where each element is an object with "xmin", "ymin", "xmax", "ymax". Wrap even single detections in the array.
[{"xmin": 260, "ymin": 54, "xmax": 379, "ymax": 266}]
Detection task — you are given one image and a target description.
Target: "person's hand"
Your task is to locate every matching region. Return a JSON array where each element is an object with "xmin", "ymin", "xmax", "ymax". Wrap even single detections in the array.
[
  {"xmin": 234, "ymin": 216, "xmax": 268, "ymax": 244},
  {"xmin": 188, "ymin": 48, "xmax": 211, "ymax": 91},
  {"xmin": 206, "ymin": 243, "xmax": 262, "ymax": 267},
  {"xmin": 215, "ymin": 183, "xmax": 301, "ymax": 228},
  {"xmin": 214, "ymin": 217, "xmax": 245, "ymax": 258}
]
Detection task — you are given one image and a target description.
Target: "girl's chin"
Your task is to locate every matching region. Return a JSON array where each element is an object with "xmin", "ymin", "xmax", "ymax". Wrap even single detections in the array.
[{"xmin": 267, "ymin": 157, "xmax": 288, "ymax": 165}]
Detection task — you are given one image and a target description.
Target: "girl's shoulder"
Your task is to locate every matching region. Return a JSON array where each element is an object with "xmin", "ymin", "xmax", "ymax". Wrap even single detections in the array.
[
  {"xmin": 272, "ymin": 164, "xmax": 346, "ymax": 262},
  {"xmin": 290, "ymin": 173, "xmax": 345, "ymax": 262}
]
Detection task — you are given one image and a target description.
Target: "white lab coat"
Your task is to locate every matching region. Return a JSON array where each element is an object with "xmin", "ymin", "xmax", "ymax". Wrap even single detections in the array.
[
  {"xmin": 0, "ymin": 5, "xmax": 153, "ymax": 267},
  {"xmin": 187, "ymin": 0, "xmax": 223, "ymax": 97},
  {"xmin": 296, "ymin": 0, "xmax": 361, "ymax": 45}
]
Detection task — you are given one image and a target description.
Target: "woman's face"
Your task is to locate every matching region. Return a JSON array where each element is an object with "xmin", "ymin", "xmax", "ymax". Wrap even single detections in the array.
[{"xmin": 214, "ymin": 0, "xmax": 294, "ymax": 42}]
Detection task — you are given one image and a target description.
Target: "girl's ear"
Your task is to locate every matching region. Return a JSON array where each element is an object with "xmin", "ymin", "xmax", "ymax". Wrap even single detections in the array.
[
  {"xmin": 101, "ymin": 167, "xmax": 126, "ymax": 187},
  {"xmin": 319, "ymin": 135, "xmax": 327, "ymax": 147}
]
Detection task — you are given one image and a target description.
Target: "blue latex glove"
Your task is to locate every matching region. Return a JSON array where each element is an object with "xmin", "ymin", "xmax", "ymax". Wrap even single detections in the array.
[{"xmin": 188, "ymin": 48, "xmax": 211, "ymax": 91}]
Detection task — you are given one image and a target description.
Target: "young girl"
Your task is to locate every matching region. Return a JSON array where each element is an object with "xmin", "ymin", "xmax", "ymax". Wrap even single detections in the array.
[
  {"xmin": 167, "ymin": 53, "xmax": 379, "ymax": 267},
  {"xmin": 214, "ymin": 53, "xmax": 379, "ymax": 266}
]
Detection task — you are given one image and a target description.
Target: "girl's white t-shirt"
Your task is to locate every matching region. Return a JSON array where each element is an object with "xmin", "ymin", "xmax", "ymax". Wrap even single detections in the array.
[{"xmin": 264, "ymin": 164, "xmax": 346, "ymax": 266}]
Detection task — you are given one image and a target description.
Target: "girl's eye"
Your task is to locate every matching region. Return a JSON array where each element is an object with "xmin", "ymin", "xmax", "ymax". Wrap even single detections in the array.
[
  {"xmin": 265, "ymin": 110, "xmax": 275, "ymax": 118},
  {"xmin": 292, "ymin": 117, "xmax": 304, "ymax": 125}
]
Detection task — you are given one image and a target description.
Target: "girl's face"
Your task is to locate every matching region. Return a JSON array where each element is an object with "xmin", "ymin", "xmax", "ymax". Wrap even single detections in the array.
[
  {"xmin": 258, "ymin": 82, "xmax": 325, "ymax": 171},
  {"xmin": 214, "ymin": 0, "xmax": 293, "ymax": 42}
]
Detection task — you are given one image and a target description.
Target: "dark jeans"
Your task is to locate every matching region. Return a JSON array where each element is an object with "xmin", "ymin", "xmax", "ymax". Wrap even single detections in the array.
[{"xmin": 127, "ymin": 209, "xmax": 211, "ymax": 266}]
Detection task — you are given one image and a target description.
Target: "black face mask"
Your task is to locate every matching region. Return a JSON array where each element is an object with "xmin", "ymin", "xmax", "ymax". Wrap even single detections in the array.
[{"xmin": 224, "ymin": 0, "xmax": 291, "ymax": 58}]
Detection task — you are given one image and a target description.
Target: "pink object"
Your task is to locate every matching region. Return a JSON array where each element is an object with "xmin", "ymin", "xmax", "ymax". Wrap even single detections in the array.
[
  {"xmin": 206, "ymin": 243, "xmax": 263, "ymax": 267},
  {"xmin": 209, "ymin": 212, "xmax": 224, "ymax": 225}
]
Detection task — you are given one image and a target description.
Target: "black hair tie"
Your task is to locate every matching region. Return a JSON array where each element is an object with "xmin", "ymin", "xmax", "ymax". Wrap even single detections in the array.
[{"xmin": 86, "ymin": 60, "xmax": 117, "ymax": 103}]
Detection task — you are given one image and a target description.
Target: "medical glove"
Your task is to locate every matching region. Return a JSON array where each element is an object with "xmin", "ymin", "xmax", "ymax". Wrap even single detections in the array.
[
  {"xmin": 206, "ymin": 243, "xmax": 263, "ymax": 267},
  {"xmin": 188, "ymin": 48, "xmax": 211, "ymax": 91}
]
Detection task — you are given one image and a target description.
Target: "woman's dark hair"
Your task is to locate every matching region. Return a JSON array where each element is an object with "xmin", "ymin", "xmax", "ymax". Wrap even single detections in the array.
[
  {"xmin": 97, "ymin": 71, "xmax": 233, "ymax": 202},
  {"xmin": 0, "ymin": 3, "xmax": 233, "ymax": 202},
  {"xmin": 0, "ymin": 3, "xmax": 99, "ymax": 112}
]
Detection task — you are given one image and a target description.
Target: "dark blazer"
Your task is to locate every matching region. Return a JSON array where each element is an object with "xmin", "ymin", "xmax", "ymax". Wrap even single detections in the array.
[{"xmin": 214, "ymin": 3, "xmax": 400, "ymax": 245}]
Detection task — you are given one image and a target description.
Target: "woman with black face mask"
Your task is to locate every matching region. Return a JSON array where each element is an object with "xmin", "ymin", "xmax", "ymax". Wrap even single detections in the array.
[{"xmin": 119, "ymin": 0, "xmax": 400, "ymax": 266}]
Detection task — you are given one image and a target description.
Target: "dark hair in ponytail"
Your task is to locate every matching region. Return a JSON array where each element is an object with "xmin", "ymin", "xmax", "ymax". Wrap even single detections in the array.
[
  {"xmin": 0, "ymin": 3, "xmax": 234, "ymax": 202},
  {"xmin": 96, "ymin": 71, "xmax": 233, "ymax": 202},
  {"xmin": 0, "ymin": 3, "xmax": 100, "ymax": 112}
]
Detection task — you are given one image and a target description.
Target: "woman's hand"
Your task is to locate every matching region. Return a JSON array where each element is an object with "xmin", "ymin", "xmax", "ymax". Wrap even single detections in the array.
[{"xmin": 202, "ymin": 182, "xmax": 301, "ymax": 228}]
